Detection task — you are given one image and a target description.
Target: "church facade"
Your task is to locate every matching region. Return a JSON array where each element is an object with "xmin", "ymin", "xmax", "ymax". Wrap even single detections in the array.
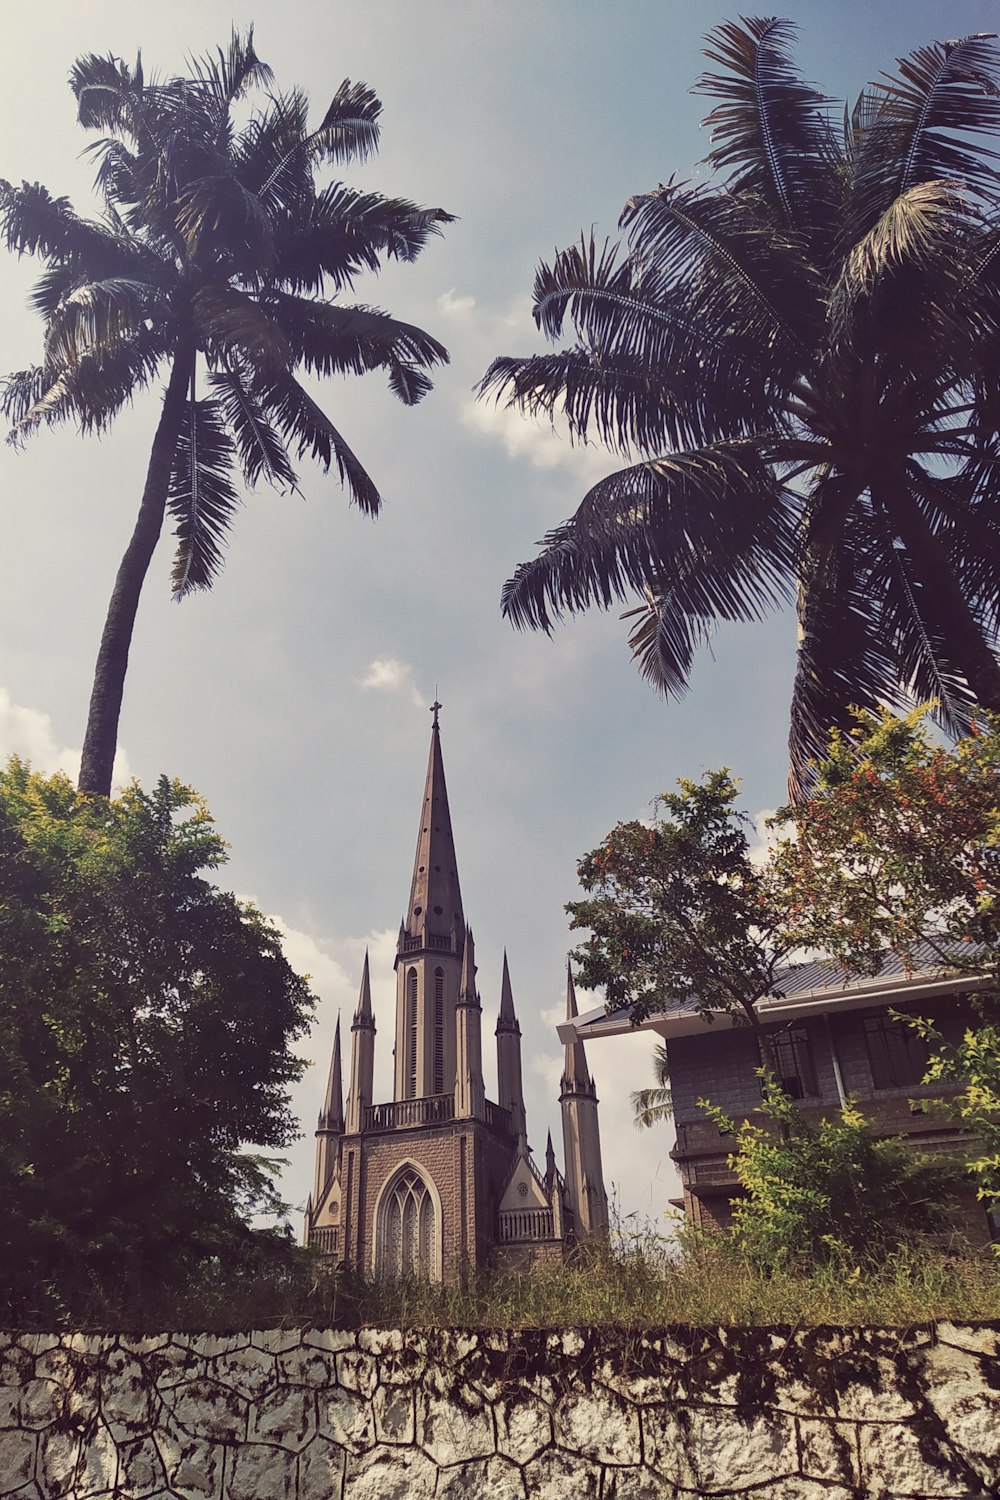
[{"xmin": 304, "ymin": 708, "xmax": 608, "ymax": 1281}]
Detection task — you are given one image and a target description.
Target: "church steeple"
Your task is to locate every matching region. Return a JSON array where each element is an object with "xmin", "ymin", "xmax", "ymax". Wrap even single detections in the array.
[
  {"xmin": 393, "ymin": 707, "xmax": 467, "ymax": 1100},
  {"xmin": 313, "ymin": 1013, "xmax": 344, "ymax": 1205},
  {"xmin": 402, "ymin": 704, "xmax": 464, "ymax": 947},
  {"xmin": 319, "ymin": 1014, "xmax": 344, "ymax": 1132},
  {"xmin": 561, "ymin": 959, "xmax": 594, "ymax": 1096},
  {"xmin": 560, "ymin": 959, "xmax": 609, "ymax": 1240}
]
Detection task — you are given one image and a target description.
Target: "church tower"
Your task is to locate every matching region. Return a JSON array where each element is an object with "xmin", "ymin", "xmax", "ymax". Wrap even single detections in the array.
[{"xmin": 305, "ymin": 706, "xmax": 607, "ymax": 1279}]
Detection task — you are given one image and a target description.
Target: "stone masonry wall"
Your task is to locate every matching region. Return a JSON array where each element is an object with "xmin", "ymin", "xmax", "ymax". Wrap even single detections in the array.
[{"xmin": 3, "ymin": 1322, "xmax": 1000, "ymax": 1498}]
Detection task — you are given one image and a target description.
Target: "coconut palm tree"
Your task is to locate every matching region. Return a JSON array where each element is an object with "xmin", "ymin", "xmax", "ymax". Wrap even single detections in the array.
[
  {"xmin": 481, "ymin": 19, "xmax": 1000, "ymax": 796},
  {"xmin": 631, "ymin": 1043, "xmax": 672, "ymax": 1131},
  {"xmin": 1, "ymin": 32, "xmax": 452, "ymax": 795}
]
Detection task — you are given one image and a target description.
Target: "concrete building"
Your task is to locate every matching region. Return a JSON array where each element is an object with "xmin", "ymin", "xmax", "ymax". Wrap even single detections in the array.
[
  {"xmin": 305, "ymin": 706, "xmax": 608, "ymax": 1280},
  {"xmin": 559, "ymin": 948, "xmax": 995, "ymax": 1241}
]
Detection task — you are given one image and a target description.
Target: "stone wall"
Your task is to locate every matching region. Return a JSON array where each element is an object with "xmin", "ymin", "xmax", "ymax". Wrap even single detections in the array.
[{"xmin": 3, "ymin": 1322, "xmax": 1000, "ymax": 1498}]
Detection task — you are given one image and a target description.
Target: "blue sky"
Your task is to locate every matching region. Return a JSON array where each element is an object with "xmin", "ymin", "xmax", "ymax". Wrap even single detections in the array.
[{"xmin": 0, "ymin": 0, "xmax": 993, "ymax": 1229}]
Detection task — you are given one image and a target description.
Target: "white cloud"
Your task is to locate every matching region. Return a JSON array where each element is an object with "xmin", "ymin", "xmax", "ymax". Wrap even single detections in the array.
[
  {"xmin": 358, "ymin": 657, "xmax": 424, "ymax": 706},
  {"xmin": 438, "ymin": 287, "xmax": 477, "ymax": 319},
  {"xmin": 462, "ymin": 396, "xmax": 611, "ymax": 487},
  {"xmin": 0, "ymin": 687, "xmax": 130, "ymax": 786}
]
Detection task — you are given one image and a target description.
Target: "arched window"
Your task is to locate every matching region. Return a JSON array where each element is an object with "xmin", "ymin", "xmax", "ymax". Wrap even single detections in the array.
[
  {"xmin": 433, "ymin": 967, "xmax": 445, "ymax": 1094},
  {"xmin": 375, "ymin": 1165, "xmax": 439, "ymax": 1279},
  {"xmin": 406, "ymin": 967, "xmax": 418, "ymax": 1098}
]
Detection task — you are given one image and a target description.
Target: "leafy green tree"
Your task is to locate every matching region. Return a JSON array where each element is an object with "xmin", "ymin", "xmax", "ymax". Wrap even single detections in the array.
[
  {"xmin": 770, "ymin": 706, "xmax": 1000, "ymax": 973},
  {"xmin": 704, "ymin": 1080, "xmax": 958, "ymax": 1269},
  {"xmin": 568, "ymin": 768, "xmax": 793, "ymax": 1073},
  {"xmin": 0, "ymin": 32, "xmax": 452, "ymax": 796},
  {"xmin": 572, "ymin": 707, "xmax": 1000, "ymax": 1210},
  {"xmin": 482, "ymin": 19, "xmax": 1000, "ymax": 796},
  {"xmin": 0, "ymin": 759, "xmax": 315, "ymax": 1320}
]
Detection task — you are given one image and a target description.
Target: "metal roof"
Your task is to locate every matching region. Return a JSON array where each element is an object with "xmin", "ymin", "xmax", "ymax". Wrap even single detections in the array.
[{"xmin": 560, "ymin": 941, "xmax": 994, "ymax": 1045}]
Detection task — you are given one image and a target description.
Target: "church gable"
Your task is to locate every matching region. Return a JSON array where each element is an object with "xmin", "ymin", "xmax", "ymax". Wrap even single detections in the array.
[{"xmin": 498, "ymin": 1150, "xmax": 550, "ymax": 1213}]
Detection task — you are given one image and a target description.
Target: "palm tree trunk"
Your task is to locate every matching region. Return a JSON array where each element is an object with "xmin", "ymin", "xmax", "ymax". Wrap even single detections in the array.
[
  {"xmin": 882, "ymin": 477, "xmax": 1000, "ymax": 713},
  {"xmin": 78, "ymin": 348, "xmax": 192, "ymax": 797}
]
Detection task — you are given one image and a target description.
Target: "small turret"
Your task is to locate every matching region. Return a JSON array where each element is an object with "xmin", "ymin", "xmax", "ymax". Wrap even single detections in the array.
[
  {"xmin": 455, "ymin": 924, "xmax": 485, "ymax": 1119},
  {"xmin": 560, "ymin": 960, "xmax": 609, "ymax": 1241},
  {"xmin": 313, "ymin": 1013, "xmax": 344, "ymax": 1205},
  {"xmin": 346, "ymin": 950, "xmax": 376, "ymax": 1134},
  {"xmin": 496, "ymin": 950, "xmax": 527, "ymax": 1142}
]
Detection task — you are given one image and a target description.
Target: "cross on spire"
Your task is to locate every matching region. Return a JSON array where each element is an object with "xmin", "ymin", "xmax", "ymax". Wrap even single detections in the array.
[{"xmin": 430, "ymin": 696, "xmax": 442, "ymax": 727}]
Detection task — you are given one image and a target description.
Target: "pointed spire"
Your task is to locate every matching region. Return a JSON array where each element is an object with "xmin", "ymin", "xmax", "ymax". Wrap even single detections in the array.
[
  {"xmin": 458, "ymin": 925, "xmax": 477, "ymax": 1005},
  {"xmin": 319, "ymin": 1014, "xmax": 344, "ymax": 1130},
  {"xmin": 545, "ymin": 1129, "xmax": 556, "ymax": 1185},
  {"xmin": 562, "ymin": 959, "xmax": 593, "ymax": 1093},
  {"xmin": 497, "ymin": 949, "xmax": 519, "ymax": 1032},
  {"xmin": 404, "ymin": 709, "xmax": 464, "ymax": 946},
  {"xmin": 354, "ymin": 948, "xmax": 374, "ymax": 1029}
]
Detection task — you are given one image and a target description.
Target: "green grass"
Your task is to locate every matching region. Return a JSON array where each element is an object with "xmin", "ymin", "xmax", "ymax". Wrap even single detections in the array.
[{"xmin": 10, "ymin": 1230, "xmax": 1000, "ymax": 1332}]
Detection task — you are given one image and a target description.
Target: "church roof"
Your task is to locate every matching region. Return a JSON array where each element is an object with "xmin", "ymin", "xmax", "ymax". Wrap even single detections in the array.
[{"xmin": 404, "ymin": 708, "xmax": 465, "ymax": 945}]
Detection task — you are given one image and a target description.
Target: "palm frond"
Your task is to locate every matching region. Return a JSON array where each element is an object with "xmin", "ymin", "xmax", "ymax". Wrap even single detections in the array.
[
  {"xmin": 265, "ymin": 293, "xmax": 448, "ymax": 398},
  {"xmin": 697, "ymin": 17, "xmax": 839, "ymax": 230},
  {"xmin": 253, "ymin": 371, "xmax": 381, "ymax": 514},
  {"xmin": 520, "ymin": 232, "xmax": 777, "ymax": 448},
  {"xmin": 70, "ymin": 52, "xmax": 141, "ymax": 136},
  {"xmin": 502, "ymin": 440, "xmax": 798, "ymax": 700},
  {"xmin": 309, "ymin": 79, "xmax": 382, "ymax": 165},
  {"xmin": 167, "ymin": 397, "xmax": 240, "ymax": 597},
  {"xmin": 175, "ymin": 174, "xmax": 274, "ymax": 270},
  {"xmin": 208, "ymin": 368, "xmax": 298, "ymax": 491},
  {"xmin": 620, "ymin": 177, "xmax": 822, "ymax": 355},
  {"xmin": 787, "ymin": 485, "xmax": 899, "ymax": 799},
  {"xmin": 194, "ymin": 287, "xmax": 289, "ymax": 372},
  {"xmin": 849, "ymin": 33, "xmax": 1000, "ymax": 232},
  {"xmin": 43, "ymin": 278, "xmax": 164, "ymax": 370},
  {"xmin": 631, "ymin": 1044, "xmax": 672, "ymax": 1129},
  {"xmin": 829, "ymin": 180, "xmax": 973, "ymax": 341},
  {"xmin": 5, "ymin": 328, "xmax": 168, "ymax": 442},
  {"xmin": 188, "ymin": 26, "xmax": 273, "ymax": 118},
  {"xmin": 270, "ymin": 183, "xmax": 454, "ymax": 295}
]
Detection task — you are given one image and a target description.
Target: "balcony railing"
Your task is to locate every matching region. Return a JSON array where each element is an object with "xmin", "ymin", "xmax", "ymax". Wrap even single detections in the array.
[
  {"xmin": 363, "ymin": 1094, "xmax": 456, "ymax": 1131},
  {"xmin": 400, "ymin": 933, "xmax": 454, "ymax": 953},
  {"xmin": 484, "ymin": 1099, "xmax": 514, "ymax": 1136},
  {"xmin": 309, "ymin": 1226, "xmax": 340, "ymax": 1254},
  {"xmin": 498, "ymin": 1207, "xmax": 554, "ymax": 1242}
]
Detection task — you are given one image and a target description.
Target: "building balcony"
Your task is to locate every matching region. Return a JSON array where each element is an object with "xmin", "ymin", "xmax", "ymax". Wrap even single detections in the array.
[
  {"xmin": 498, "ymin": 1207, "xmax": 554, "ymax": 1242},
  {"xmin": 360, "ymin": 1094, "xmax": 515, "ymax": 1135},
  {"xmin": 399, "ymin": 933, "xmax": 455, "ymax": 954},
  {"xmin": 363, "ymin": 1095, "xmax": 456, "ymax": 1131}
]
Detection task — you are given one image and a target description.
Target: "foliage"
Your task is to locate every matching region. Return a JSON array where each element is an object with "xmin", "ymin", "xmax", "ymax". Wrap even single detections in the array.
[
  {"xmin": 0, "ymin": 31, "xmax": 452, "ymax": 794},
  {"xmin": 0, "ymin": 759, "xmax": 315, "ymax": 1322},
  {"xmin": 631, "ymin": 1042, "xmax": 672, "ymax": 1130},
  {"xmin": 703, "ymin": 1079, "xmax": 958, "ymax": 1269},
  {"xmin": 18, "ymin": 1231, "xmax": 1000, "ymax": 1331},
  {"xmin": 483, "ymin": 19, "xmax": 1000, "ymax": 795},
  {"xmin": 568, "ymin": 768, "xmax": 791, "ymax": 1035},
  {"xmin": 912, "ymin": 1013, "xmax": 1000, "ymax": 1212},
  {"xmin": 770, "ymin": 706, "xmax": 1000, "ymax": 973}
]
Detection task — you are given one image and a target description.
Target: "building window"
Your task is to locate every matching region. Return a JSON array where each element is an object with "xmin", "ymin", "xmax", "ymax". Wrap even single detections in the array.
[
  {"xmin": 761, "ymin": 1025, "xmax": 817, "ymax": 1099},
  {"xmin": 433, "ymin": 968, "xmax": 444, "ymax": 1094},
  {"xmin": 406, "ymin": 968, "xmax": 418, "ymax": 1098},
  {"xmin": 375, "ymin": 1165, "xmax": 439, "ymax": 1279},
  {"xmin": 864, "ymin": 1013, "xmax": 929, "ymax": 1089}
]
